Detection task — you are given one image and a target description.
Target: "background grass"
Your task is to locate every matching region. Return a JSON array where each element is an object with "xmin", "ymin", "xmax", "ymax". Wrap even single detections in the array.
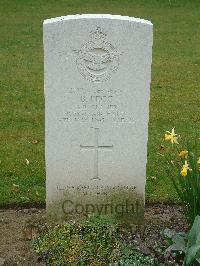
[{"xmin": 0, "ymin": 0, "xmax": 199, "ymax": 205}]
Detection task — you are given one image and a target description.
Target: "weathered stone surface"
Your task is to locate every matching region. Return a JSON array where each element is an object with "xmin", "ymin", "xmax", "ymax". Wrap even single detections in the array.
[{"xmin": 0, "ymin": 257, "xmax": 5, "ymax": 266}]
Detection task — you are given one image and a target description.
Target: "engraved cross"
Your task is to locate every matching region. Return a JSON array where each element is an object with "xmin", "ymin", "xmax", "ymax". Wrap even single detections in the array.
[{"xmin": 80, "ymin": 128, "xmax": 113, "ymax": 180}]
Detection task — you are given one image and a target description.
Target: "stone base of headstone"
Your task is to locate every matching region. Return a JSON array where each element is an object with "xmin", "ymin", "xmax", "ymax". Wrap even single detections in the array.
[{"xmin": 47, "ymin": 185, "xmax": 144, "ymax": 225}]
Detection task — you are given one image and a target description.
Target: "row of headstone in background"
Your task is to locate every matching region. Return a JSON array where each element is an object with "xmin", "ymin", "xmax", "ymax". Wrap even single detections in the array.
[{"xmin": 43, "ymin": 14, "xmax": 153, "ymax": 223}]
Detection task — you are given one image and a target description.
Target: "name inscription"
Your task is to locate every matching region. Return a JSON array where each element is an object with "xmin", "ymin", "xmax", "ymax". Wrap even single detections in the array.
[{"xmin": 60, "ymin": 87, "xmax": 134, "ymax": 123}]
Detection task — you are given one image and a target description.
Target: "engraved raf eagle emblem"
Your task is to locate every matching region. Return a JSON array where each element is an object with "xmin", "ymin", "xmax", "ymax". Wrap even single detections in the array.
[
  {"xmin": 84, "ymin": 52, "xmax": 111, "ymax": 72},
  {"xmin": 74, "ymin": 27, "xmax": 122, "ymax": 83}
]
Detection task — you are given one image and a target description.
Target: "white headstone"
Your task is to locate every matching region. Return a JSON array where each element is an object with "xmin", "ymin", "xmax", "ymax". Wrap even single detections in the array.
[{"xmin": 44, "ymin": 14, "xmax": 153, "ymax": 223}]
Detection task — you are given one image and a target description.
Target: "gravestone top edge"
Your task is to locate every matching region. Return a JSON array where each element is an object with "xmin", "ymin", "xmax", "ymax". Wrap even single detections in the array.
[{"xmin": 43, "ymin": 14, "xmax": 153, "ymax": 26}]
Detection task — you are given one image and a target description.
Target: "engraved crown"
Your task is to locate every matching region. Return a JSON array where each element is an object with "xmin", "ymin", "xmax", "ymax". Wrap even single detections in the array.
[{"xmin": 90, "ymin": 27, "xmax": 106, "ymax": 44}]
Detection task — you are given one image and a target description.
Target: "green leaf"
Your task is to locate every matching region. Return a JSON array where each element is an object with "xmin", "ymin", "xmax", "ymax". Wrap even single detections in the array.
[
  {"xmin": 166, "ymin": 233, "xmax": 186, "ymax": 253},
  {"xmin": 185, "ymin": 245, "xmax": 200, "ymax": 266},
  {"xmin": 184, "ymin": 216, "xmax": 200, "ymax": 266},
  {"xmin": 195, "ymin": 249, "xmax": 200, "ymax": 263},
  {"xmin": 163, "ymin": 228, "xmax": 175, "ymax": 239},
  {"xmin": 196, "ymin": 258, "xmax": 200, "ymax": 263},
  {"xmin": 187, "ymin": 216, "xmax": 200, "ymax": 248}
]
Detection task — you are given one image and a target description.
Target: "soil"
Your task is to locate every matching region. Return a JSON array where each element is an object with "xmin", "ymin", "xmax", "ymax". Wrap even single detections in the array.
[
  {"xmin": 0, "ymin": 204, "xmax": 187, "ymax": 266},
  {"xmin": 0, "ymin": 208, "xmax": 46, "ymax": 266}
]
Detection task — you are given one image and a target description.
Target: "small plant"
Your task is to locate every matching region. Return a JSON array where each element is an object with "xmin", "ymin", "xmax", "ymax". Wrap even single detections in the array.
[
  {"xmin": 33, "ymin": 215, "xmax": 160, "ymax": 265},
  {"xmin": 163, "ymin": 128, "xmax": 200, "ymax": 225},
  {"xmin": 113, "ymin": 245, "xmax": 162, "ymax": 265},
  {"xmin": 184, "ymin": 215, "xmax": 200, "ymax": 266},
  {"xmin": 163, "ymin": 215, "xmax": 200, "ymax": 266}
]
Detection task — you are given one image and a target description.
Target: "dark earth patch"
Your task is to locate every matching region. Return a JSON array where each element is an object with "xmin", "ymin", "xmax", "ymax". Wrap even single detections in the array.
[{"xmin": 0, "ymin": 204, "xmax": 187, "ymax": 265}]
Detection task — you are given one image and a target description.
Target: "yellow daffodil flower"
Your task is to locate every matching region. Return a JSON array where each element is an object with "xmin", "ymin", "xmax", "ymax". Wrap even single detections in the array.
[
  {"xmin": 181, "ymin": 167, "xmax": 188, "ymax": 177},
  {"xmin": 180, "ymin": 160, "xmax": 192, "ymax": 177},
  {"xmin": 179, "ymin": 150, "xmax": 188, "ymax": 158},
  {"xmin": 165, "ymin": 128, "xmax": 179, "ymax": 144},
  {"xmin": 197, "ymin": 157, "xmax": 200, "ymax": 171},
  {"xmin": 165, "ymin": 134, "xmax": 172, "ymax": 141}
]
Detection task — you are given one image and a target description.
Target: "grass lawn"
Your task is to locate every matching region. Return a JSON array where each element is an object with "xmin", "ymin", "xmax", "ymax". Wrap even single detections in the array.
[{"xmin": 0, "ymin": 0, "xmax": 199, "ymax": 205}]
